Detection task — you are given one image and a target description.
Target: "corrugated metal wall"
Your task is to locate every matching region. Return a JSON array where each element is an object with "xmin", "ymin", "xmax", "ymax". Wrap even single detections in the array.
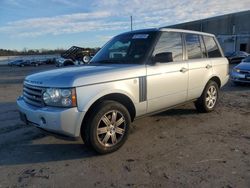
[{"xmin": 166, "ymin": 10, "xmax": 250, "ymax": 53}]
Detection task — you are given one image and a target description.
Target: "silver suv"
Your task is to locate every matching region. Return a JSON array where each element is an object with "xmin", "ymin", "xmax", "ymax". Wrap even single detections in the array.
[{"xmin": 17, "ymin": 28, "xmax": 229, "ymax": 153}]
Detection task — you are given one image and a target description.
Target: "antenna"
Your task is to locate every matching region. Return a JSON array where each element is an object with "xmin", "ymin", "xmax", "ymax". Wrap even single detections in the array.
[{"xmin": 130, "ymin": 16, "xmax": 133, "ymax": 31}]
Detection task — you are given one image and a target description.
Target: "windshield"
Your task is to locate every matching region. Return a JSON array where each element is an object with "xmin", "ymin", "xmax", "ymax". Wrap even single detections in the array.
[{"xmin": 90, "ymin": 31, "xmax": 157, "ymax": 64}]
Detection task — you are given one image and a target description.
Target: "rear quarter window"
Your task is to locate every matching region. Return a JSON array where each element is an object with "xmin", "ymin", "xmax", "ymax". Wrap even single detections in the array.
[{"xmin": 203, "ymin": 36, "xmax": 222, "ymax": 58}]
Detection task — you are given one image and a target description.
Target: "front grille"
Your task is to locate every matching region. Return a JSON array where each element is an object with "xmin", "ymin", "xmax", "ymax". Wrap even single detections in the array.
[
  {"xmin": 23, "ymin": 83, "xmax": 45, "ymax": 107},
  {"xmin": 240, "ymin": 70, "xmax": 250, "ymax": 74}
]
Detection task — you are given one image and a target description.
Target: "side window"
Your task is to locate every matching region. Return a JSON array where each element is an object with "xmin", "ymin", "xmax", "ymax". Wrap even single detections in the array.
[
  {"xmin": 153, "ymin": 32, "xmax": 183, "ymax": 62},
  {"xmin": 203, "ymin": 36, "xmax": 222, "ymax": 58},
  {"xmin": 185, "ymin": 34, "xmax": 202, "ymax": 59}
]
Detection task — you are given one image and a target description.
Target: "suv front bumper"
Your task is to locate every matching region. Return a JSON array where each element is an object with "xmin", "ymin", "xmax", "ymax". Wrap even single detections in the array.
[{"xmin": 17, "ymin": 96, "xmax": 84, "ymax": 137}]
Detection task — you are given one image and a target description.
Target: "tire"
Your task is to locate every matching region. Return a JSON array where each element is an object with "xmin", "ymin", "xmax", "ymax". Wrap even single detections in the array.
[
  {"xmin": 195, "ymin": 80, "xmax": 219, "ymax": 113},
  {"xmin": 81, "ymin": 100, "xmax": 131, "ymax": 154},
  {"xmin": 83, "ymin": 55, "xmax": 90, "ymax": 64}
]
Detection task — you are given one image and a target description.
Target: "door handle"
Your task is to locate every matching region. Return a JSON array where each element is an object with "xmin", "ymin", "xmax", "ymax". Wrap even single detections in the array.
[
  {"xmin": 180, "ymin": 67, "xmax": 188, "ymax": 73},
  {"xmin": 206, "ymin": 64, "xmax": 212, "ymax": 69}
]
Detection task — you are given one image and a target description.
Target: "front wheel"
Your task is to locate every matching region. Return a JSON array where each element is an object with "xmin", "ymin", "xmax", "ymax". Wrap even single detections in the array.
[
  {"xmin": 82, "ymin": 101, "xmax": 131, "ymax": 154},
  {"xmin": 195, "ymin": 81, "xmax": 219, "ymax": 113}
]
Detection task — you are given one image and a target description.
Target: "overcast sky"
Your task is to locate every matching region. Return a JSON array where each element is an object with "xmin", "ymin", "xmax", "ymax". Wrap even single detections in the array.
[{"xmin": 0, "ymin": 0, "xmax": 249, "ymax": 50}]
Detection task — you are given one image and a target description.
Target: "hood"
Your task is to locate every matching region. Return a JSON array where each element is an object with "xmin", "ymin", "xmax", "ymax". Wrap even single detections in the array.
[
  {"xmin": 235, "ymin": 62, "xmax": 250, "ymax": 71},
  {"xmin": 25, "ymin": 64, "xmax": 146, "ymax": 88}
]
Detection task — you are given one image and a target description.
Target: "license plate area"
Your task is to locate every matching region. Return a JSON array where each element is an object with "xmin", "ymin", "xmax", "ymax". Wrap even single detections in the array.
[{"xmin": 245, "ymin": 74, "xmax": 250, "ymax": 80}]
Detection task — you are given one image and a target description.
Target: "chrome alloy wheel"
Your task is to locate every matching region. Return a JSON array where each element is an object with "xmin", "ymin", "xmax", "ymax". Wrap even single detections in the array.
[
  {"xmin": 97, "ymin": 110, "xmax": 126, "ymax": 147},
  {"xmin": 206, "ymin": 85, "xmax": 217, "ymax": 109}
]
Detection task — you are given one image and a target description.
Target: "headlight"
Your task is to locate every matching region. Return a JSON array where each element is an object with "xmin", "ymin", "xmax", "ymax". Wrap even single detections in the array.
[
  {"xmin": 42, "ymin": 88, "xmax": 77, "ymax": 107},
  {"xmin": 233, "ymin": 68, "xmax": 240, "ymax": 73}
]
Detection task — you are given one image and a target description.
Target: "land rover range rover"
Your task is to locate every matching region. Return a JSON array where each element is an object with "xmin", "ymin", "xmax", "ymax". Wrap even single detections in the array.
[{"xmin": 17, "ymin": 28, "xmax": 229, "ymax": 153}]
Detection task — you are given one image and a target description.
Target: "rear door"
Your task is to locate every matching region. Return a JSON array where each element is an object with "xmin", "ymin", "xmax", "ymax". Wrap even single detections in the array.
[{"xmin": 185, "ymin": 34, "xmax": 213, "ymax": 100}]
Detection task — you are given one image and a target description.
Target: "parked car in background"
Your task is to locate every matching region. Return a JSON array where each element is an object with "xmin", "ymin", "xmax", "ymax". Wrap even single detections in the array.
[
  {"xmin": 28, "ymin": 60, "xmax": 40, "ymax": 67},
  {"xmin": 56, "ymin": 57, "xmax": 72, "ymax": 67},
  {"xmin": 231, "ymin": 56, "xmax": 250, "ymax": 84},
  {"xmin": 8, "ymin": 58, "xmax": 56, "ymax": 67},
  {"xmin": 55, "ymin": 46, "xmax": 97, "ymax": 67},
  {"xmin": 31, "ymin": 59, "xmax": 50, "ymax": 66},
  {"xmin": 44, "ymin": 58, "xmax": 56, "ymax": 65},
  {"xmin": 8, "ymin": 60, "xmax": 27, "ymax": 67},
  {"xmin": 8, "ymin": 59, "xmax": 41, "ymax": 67},
  {"xmin": 226, "ymin": 51, "xmax": 249, "ymax": 64}
]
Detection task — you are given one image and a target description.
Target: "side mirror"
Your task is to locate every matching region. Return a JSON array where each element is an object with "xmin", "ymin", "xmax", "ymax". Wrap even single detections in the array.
[{"xmin": 153, "ymin": 52, "xmax": 173, "ymax": 63}]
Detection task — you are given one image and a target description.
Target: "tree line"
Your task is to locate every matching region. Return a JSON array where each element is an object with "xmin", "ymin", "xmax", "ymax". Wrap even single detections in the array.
[
  {"xmin": 0, "ymin": 47, "xmax": 99, "ymax": 56},
  {"xmin": 0, "ymin": 48, "xmax": 66, "ymax": 56}
]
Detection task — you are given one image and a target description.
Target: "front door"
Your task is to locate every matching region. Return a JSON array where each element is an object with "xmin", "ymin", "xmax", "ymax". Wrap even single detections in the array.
[{"xmin": 146, "ymin": 31, "xmax": 188, "ymax": 113}]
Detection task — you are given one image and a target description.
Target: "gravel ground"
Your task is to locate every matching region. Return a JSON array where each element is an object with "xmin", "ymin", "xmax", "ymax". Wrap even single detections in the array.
[{"xmin": 0, "ymin": 64, "xmax": 249, "ymax": 188}]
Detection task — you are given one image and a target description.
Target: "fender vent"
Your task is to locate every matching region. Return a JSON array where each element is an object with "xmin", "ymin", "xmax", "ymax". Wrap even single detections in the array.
[{"xmin": 139, "ymin": 76, "xmax": 147, "ymax": 102}]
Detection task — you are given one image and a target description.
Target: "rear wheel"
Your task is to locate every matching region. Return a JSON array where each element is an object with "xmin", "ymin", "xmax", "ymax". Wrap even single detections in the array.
[
  {"xmin": 195, "ymin": 81, "xmax": 219, "ymax": 113},
  {"xmin": 81, "ymin": 101, "xmax": 131, "ymax": 154}
]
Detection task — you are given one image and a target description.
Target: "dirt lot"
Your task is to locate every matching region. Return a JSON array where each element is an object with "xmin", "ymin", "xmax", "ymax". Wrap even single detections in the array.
[{"xmin": 0, "ymin": 65, "xmax": 249, "ymax": 188}]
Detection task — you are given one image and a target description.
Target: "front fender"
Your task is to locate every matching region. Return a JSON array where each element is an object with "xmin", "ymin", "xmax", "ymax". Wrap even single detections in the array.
[
  {"xmin": 76, "ymin": 78, "xmax": 139, "ymax": 113},
  {"xmin": 74, "ymin": 78, "xmax": 139, "ymax": 137}
]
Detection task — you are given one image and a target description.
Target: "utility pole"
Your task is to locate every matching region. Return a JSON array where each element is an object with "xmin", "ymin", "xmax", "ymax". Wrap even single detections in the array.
[{"xmin": 130, "ymin": 16, "xmax": 133, "ymax": 31}]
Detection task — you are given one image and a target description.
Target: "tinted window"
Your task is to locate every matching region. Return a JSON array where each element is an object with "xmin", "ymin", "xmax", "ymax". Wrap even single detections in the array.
[
  {"xmin": 185, "ymin": 34, "xmax": 202, "ymax": 59},
  {"xmin": 153, "ymin": 32, "xmax": 183, "ymax": 62},
  {"xmin": 203, "ymin": 36, "xmax": 222, "ymax": 58}
]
